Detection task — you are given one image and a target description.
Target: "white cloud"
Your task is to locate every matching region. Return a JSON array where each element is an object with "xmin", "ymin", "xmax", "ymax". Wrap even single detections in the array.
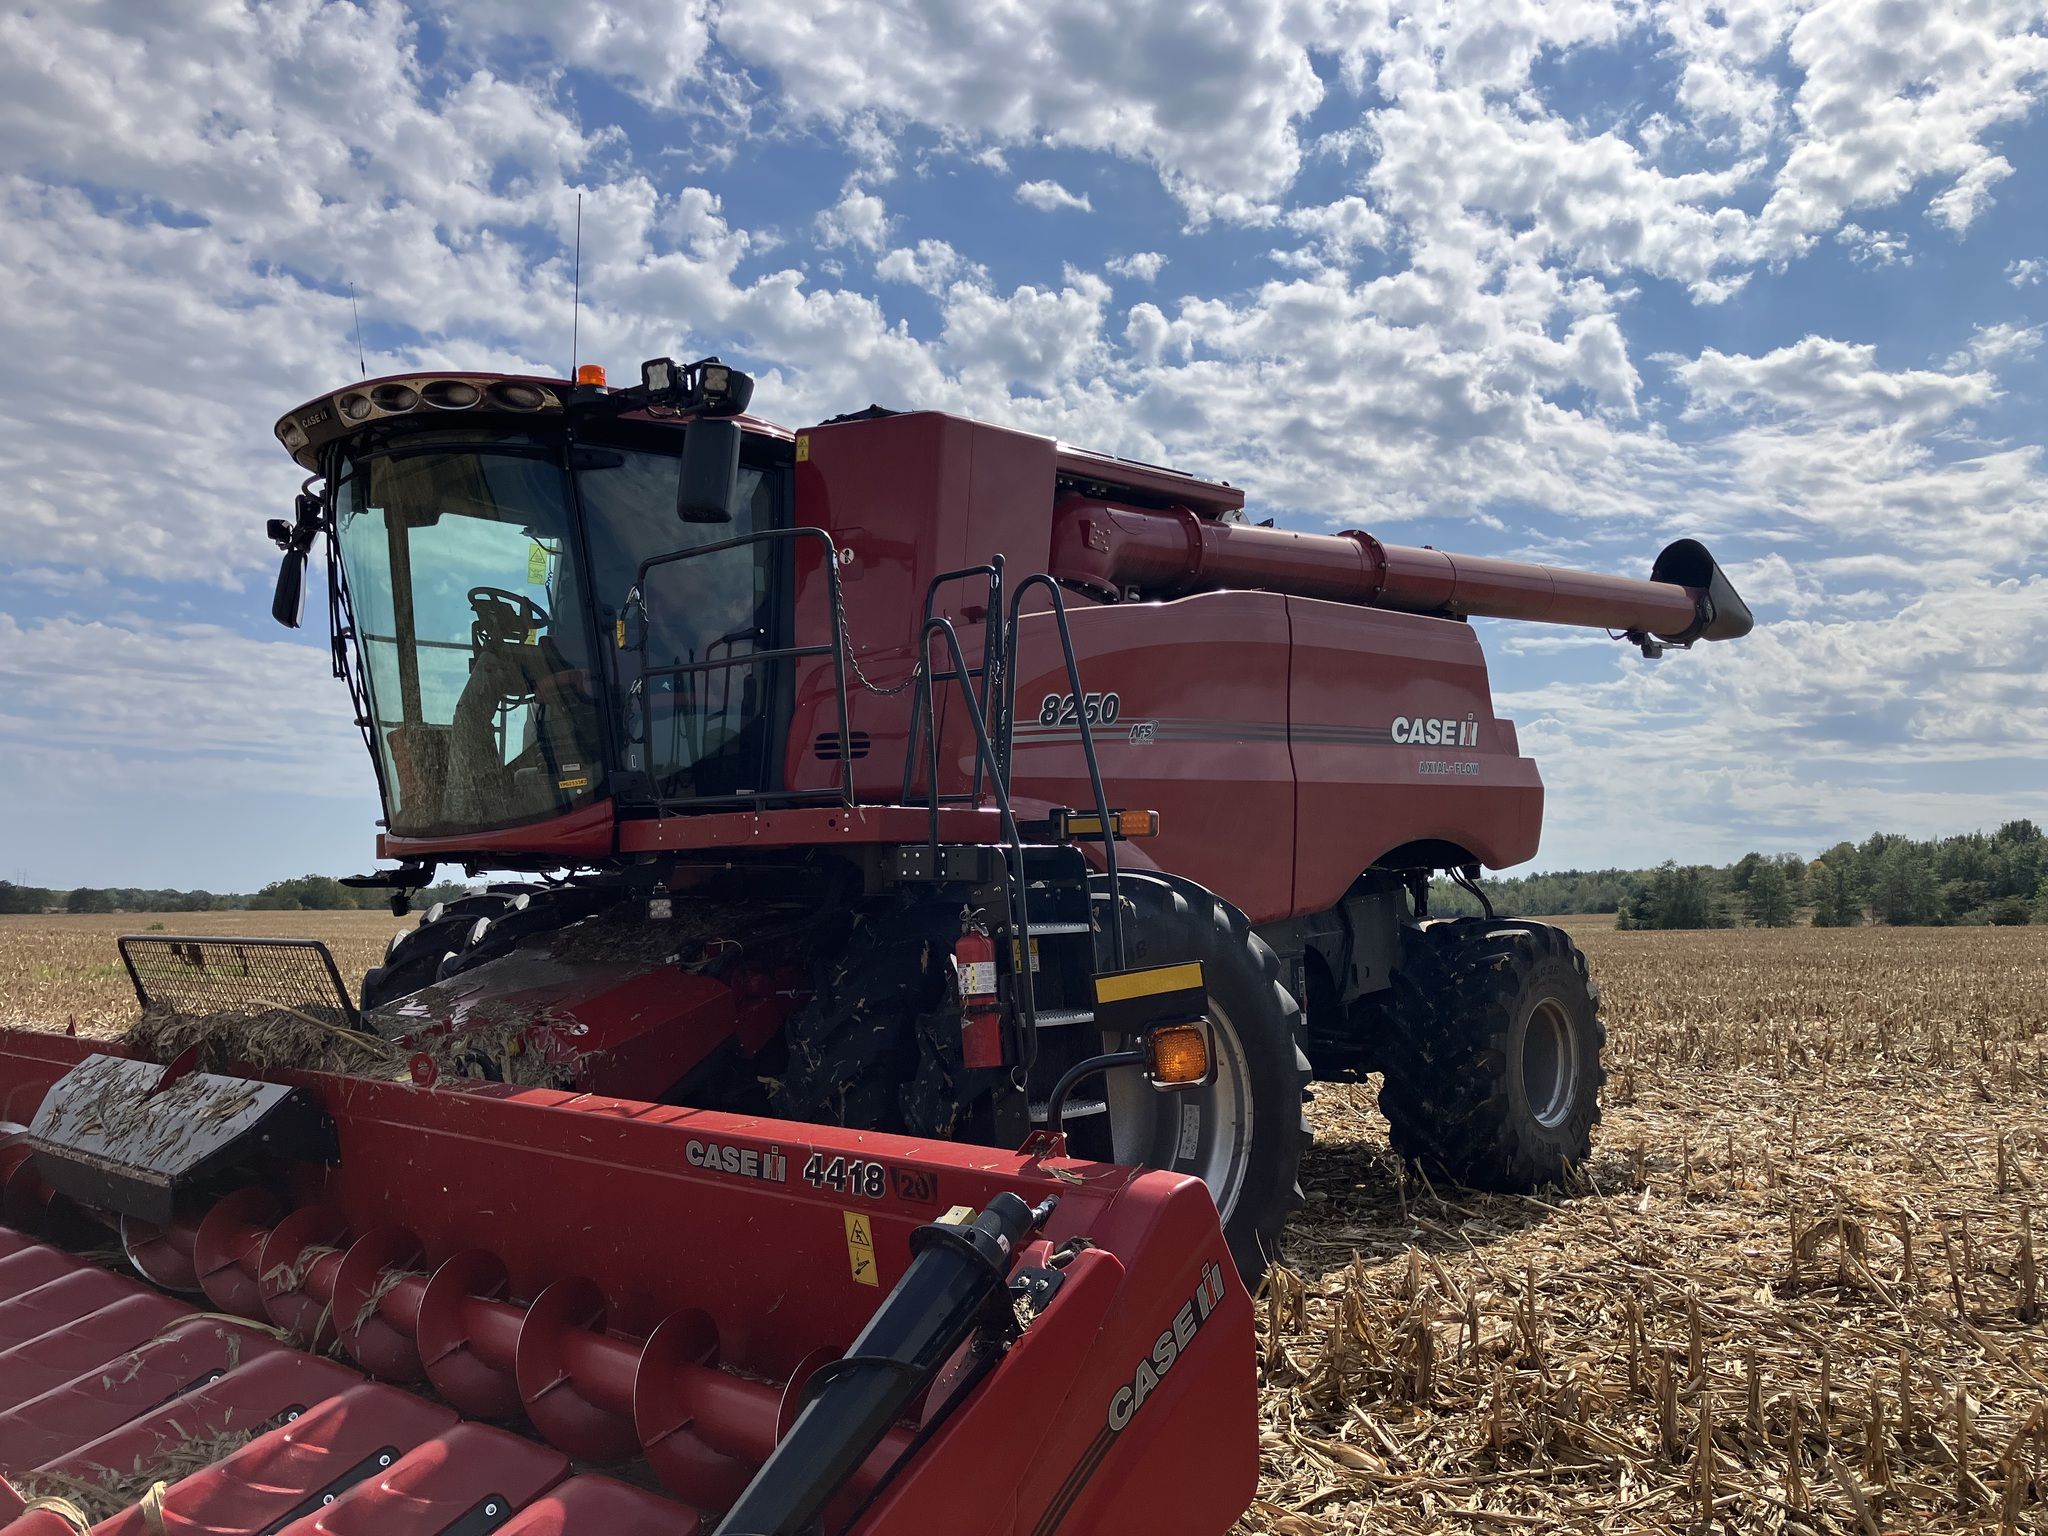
[
  {"xmin": 1946, "ymin": 322, "xmax": 2044, "ymax": 371},
  {"xmin": 1671, "ymin": 337, "xmax": 1994, "ymax": 429},
  {"xmin": 0, "ymin": 613, "xmax": 365, "ymax": 800},
  {"xmin": 1105, "ymin": 251, "xmax": 1168, "ymax": 283},
  {"xmin": 2007, "ymin": 257, "xmax": 2045, "ymax": 287},
  {"xmin": 1279, "ymin": 196, "xmax": 1389, "ymax": 268},
  {"xmin": 1834, "ymin": 223, "xmax": 1910, "ymax": 267},
  {"xmin": 875, "ymin": 239, "xmax": 986, "ymax": 294},
  {"xmin": 434, "ymin": 0, "xmax": 714, "ymax": 107},
  {"xmin": 1014, "ymin": 178, "xmax": 1092, "ymax": 213},
  {"xmin": 814, "ymin": 185, "xmax": 890, "ymax": 250},
  {"xmin": 1927, "ymin": 155, "xmax": 2015, "ymax": 234},
  {"xmin": 1753, "ymin": 0, "xmax": 2048, "ymax": 256},
  {"xmin": 1504, "ymin": 578, "xmax": 2048, "ymax": 867},
  {"xmin": 714, "ymin": 0, "xmax": 1324, "ymax": 219}
]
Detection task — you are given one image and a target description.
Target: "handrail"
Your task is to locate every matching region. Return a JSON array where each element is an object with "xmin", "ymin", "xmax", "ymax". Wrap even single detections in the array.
[
  {"xmin": 1001, "ymin": 576, "xmax": 1128, "ymax": 972},
  {"xmin": 899, "ymin": 559, "xmax": 1005, "ymax": 805},
  {"xmin": 628, "ymin": 527, "xmax": 856, "ymax": 810},
  {"xmin": 916, "ymin": 615, "xmax": 1043, "ymax": 1079}
]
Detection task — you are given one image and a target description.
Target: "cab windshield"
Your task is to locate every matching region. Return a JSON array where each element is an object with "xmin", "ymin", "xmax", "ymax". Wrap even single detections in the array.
[{"xmin": 333, "ymin": 442, "xmax": 604, "ymax": 838}]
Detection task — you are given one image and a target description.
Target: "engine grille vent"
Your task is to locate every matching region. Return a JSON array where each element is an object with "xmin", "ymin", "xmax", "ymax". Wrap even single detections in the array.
[{"xmin": 813, "ymin": 731, "xmax": 872, "ymax": 762}]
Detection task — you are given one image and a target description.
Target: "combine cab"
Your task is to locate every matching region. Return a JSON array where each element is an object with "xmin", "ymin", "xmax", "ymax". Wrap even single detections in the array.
[{"xmin": 0, "ymin": 354, "xmax": 1748, "ymax": 1532}]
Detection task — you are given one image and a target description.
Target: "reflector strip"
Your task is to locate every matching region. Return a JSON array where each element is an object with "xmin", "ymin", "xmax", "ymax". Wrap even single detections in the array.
[{"xmin": 1092, "ymin": 963, "xmax": 1203, "ymax": 1006}]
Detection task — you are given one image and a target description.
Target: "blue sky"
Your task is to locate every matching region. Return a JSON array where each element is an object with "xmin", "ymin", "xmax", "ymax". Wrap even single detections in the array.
[{"xmin": 0, "ymin": 0, "xmax": 2044, "ymax": 891}]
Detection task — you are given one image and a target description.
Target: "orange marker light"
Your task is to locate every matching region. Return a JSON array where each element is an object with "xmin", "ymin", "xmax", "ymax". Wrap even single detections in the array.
[
  {"xmin": 576, "ymin": 363, "xmax": 608, "ymax": 387},
  {"xmin": 1148, "ymin": 1023, "xmax": 1210, "ymax": 1086}
]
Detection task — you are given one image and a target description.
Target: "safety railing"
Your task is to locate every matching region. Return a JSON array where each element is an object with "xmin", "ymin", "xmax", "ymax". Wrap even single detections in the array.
[
  {"xmin": 998, "ymin": 575, "xmax": 1127, "ymax": 972},
  {"xmin": 898, "ymin": 558, "xmax": 1006, "ymax": 807},
  {"xmin": 624, "ymin": 527, "xmax": 857, "ymax": 812},
  {"xmin": 900, "ymin": 566, "xmax": 1131, "ymax": 1066}
]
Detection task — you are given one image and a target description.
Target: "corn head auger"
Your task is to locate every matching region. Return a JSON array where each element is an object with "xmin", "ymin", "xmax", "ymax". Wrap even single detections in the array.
[
  {"xmin": 0, "ymin": 1026, "xmax": 1249, "ymax": 1535},
  {"xmin": 0, "ymin": 354, "xmax": 1748, "ymax": 1534}
]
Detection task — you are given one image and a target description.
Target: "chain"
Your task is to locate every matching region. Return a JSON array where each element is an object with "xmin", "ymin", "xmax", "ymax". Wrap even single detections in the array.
[{"xmin": 830, "ymin": 563, "xmax": 924, "ymax": 697}]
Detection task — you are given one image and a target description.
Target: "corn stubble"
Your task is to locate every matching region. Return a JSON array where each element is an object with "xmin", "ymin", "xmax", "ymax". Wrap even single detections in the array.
[
  {"xmin": 5, "ymin": 913, "xmax": 2046, "ymax": 1532},
  {"xmin": 1247, "ymin": 922, "xmax": 2048, "ymax": 1535}
]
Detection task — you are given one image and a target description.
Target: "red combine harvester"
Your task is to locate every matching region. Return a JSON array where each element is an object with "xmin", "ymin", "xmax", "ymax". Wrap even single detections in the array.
[{"xmin": 0, "ymin": 356, "xmax": 1749, "ymax": 1535}]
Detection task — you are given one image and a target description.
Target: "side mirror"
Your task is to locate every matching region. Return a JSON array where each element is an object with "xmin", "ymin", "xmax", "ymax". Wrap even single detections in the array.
[
  {"xmin": 272, "ymin": 547, "xmax": 307, "ymax": 628},
  {"xmin": 678, "ymin": 418, "xmax": 741, "ymax": 524}
]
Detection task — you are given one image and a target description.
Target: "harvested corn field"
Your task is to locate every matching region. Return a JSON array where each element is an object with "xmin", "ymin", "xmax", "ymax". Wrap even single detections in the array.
[
  {"xmin": 0, "ymin": 911, "xmax": 405, "ymax": 1034},
  {"xmin": 2, "ymin": 915, "xmax": 2044, "ymax": 1532},
  {"xmin": 1253, "ymin": 921, "xmax": 2048, "ymax": 1535}
]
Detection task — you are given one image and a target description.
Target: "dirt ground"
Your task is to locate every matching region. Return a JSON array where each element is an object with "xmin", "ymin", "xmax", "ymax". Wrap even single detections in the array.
[{"xmin": 2, "ymin": 912, "xmax": 2044, "ymax": 1532}]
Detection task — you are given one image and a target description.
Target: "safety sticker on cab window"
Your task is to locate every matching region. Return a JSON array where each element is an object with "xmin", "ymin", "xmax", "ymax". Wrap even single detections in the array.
[
  {"xmin": 844, "ymin": 1211, "xmax": 878, "ymax": 1287},
  {"xmin": 528, "ymin": 544, "xmax": 549, "ymax": 583}
]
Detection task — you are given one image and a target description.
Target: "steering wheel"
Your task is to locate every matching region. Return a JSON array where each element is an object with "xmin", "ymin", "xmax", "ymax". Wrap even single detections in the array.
[{"xmin": 468, "ymin": 586, "xmax": 550, "ymax": 651}]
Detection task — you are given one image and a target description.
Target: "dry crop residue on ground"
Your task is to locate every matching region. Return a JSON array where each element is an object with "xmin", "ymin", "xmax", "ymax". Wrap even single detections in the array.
[
  {"xmin": 1247, "ymin": 922, "xmax": 2048, "ymax": 1536},
  {"xmin": 3, "ymin": 914, "xmax": 2044, "ymax": 1531},
  {"xmin": 0, "ymin": 911, "xmax": 406, "ymax": 1034}
]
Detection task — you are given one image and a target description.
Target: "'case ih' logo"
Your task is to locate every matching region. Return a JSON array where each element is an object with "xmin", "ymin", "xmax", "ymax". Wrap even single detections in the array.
[
  {"xmin": 1392, "ymin": 715, "xmax": 1479, "ymax": 748},
  {"xmin": 1106, "ymin": 1261, "xmax": 1227, "ymax": 1433}
]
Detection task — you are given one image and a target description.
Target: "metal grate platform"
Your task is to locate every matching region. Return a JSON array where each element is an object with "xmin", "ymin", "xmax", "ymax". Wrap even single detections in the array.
[{"xmin": 116, "ymin": 935, "xmax": 360, "ymax": 1027}]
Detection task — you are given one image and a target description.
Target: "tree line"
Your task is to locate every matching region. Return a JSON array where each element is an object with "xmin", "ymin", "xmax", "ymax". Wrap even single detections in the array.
[
  {"xmin": 0, "ymin": 875, "xmax": 475, "ymax": 916},
  {"xmin": 11, "ymin": 820, "xmax": 2047, "ymax": 930},
  {"xmin": 1433, "ymin": 821, "xmax": 2048, "ymax": 929}
]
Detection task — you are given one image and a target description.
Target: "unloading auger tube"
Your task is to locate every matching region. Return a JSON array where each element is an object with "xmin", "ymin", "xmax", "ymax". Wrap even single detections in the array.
[{"xmin": 1048, "ymin": 499, "xmax": 1752, "ymax": 654}]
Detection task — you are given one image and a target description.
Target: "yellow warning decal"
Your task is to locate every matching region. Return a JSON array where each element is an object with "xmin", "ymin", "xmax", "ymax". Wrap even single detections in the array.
[
  {"xmin": 844, "ymin": 1211, "xmax": 877, "ymax": 1287},
  {"xmin": 556, "ymin": 777, "xmax": 589, "ymax": 791},
  {"xmin": 795, "ymin": 434, "xmax": 810, "ymax": 462},
  {"xmin": 615, "ymin": 617, "xmax": 627, "ymax": 649},
  {"xmin": 1094, "ymin": 961, "xmax": 1203, "ymax": 1006},
  {"xmin": 528, "ymin": 544, "xmax": 548, "ymax": 583}
]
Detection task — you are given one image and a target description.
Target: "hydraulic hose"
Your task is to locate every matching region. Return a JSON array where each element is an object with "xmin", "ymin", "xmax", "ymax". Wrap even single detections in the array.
[{"xmin": 711, "ymin": 1192, "xmax": 1049, "ymax": 1536}]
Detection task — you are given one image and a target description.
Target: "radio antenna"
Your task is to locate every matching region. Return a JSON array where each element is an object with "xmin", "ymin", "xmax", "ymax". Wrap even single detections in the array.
[
  {"xmin": 348, "ymin": 282, "xmax": 366, "ymax": 379},
  {"xmin": 570, "ymin": 192, "xmax": 583, "ymax": 376}
]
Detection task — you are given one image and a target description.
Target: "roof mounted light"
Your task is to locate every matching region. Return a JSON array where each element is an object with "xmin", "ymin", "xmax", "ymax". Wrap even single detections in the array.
[
  {"xmin": 630, "ymin": 355, "xmax": 756, "ymax": 417},
  {"xmin": 641, "ymin": 358, "xmax": 680, "ymax": 395},
  {"xmin": 489, "ymin": 381, "xmax": 547, "ymax": 411},
  {"xmin": 421, "ymin": 378, "xmax": 482, "ymax": 409}
]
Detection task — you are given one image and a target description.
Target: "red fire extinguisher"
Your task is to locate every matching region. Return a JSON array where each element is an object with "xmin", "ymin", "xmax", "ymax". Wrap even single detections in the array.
[{"xmin": 953, "ymin": 925, "xmax": 1004, "ymax": 1069}]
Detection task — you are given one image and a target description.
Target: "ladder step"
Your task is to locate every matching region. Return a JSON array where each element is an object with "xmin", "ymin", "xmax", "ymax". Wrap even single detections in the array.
[
  {"xmin": 1024, "ymin": 922, "xmax": 1092, "ymax": 936},
  {"xmin": 1029, "ymin": 1008, "xmax": 1095, "ymax": 1028},
  {"xmin": 1029, "ymin": 1097, "xmax": 1109, "ymax": 1122}
]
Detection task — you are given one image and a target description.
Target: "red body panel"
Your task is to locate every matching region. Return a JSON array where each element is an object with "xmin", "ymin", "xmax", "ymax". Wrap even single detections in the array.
[
  {"xmin": 1283, "ymin": 596, "xmax": 1541, "ymax": 913},
  {"xmin": 340, "ymin": 399, "xmax": 1566, "ymax": 923},
  {"xmin": 1004, "ymin": 592, "xmax": 1298, "ymax": 922},
  {"xmin": 372, "ymin": 948, "xmax": 748, "ymax": 1098}
]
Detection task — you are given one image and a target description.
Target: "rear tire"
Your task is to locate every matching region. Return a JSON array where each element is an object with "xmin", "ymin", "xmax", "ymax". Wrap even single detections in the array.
[
  {"xmin": 1097, "ymin": 873, "xmax": 1311, "ymax": 1282},
  {"xmin": 1375, "ymin": 919, "xmax": 1604, "ymax": 1190}
]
